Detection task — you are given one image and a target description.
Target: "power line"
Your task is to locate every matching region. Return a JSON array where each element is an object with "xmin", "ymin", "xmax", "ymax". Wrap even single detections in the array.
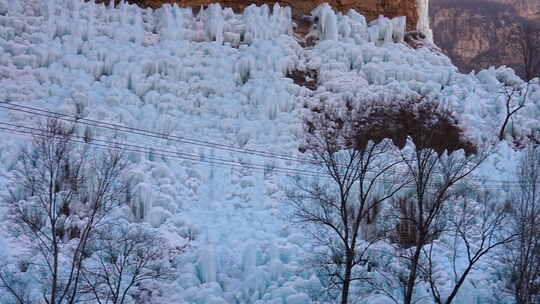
[
  {"xmin": 0, "ymin": 121, "xmax": 329, "ymax": 176},
  {"xmin": 0, "ymin": 102, "xmax": 417, "ymax": 176},
  {"xmin": 1, "ymin": 123, "xmax": 533, "ymax": 190},
  {"xmin": 3, "ymin": 125, "xmax": 451, "ymax": 191},
  {"xmin": 0, "ymin": 103, "xmax": 530, "ymax": 187},
  {"xmin": 0, "ymin": 122, "xmax": 330, "ymax": 178},
  {"xmin": 0, "ymin": 102, "xmax": 322, "ymax": 166},
  {"xmin": 0, "ymin": 103, "xmax": 487, "ymax": 180},
  {"xmin": 0, "ymin": 122, "xmax": 413, "ymax": 186}
]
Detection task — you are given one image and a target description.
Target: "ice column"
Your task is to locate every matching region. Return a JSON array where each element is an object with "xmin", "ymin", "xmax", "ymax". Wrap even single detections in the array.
[
  {"xmin": 313, "ymin": 4, "xmax": 338, "ymax": 41},
  {"xmin": 208, "ymin": 4, "xmax": 224, "ymax": 44},
  {"xmin": 417, "ymin": 0, "xmax": 433, "ymax": 42}
]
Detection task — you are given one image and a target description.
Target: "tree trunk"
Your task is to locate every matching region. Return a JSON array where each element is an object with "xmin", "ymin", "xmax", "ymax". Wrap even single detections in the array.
[
  {"xmin": 51, "ymin": 236, "xmax": 59, "ymax": 304},
  {"xmin": 404, "ymin": 245, "xmax": 423, "ymax": 304},
  {"xmin": 341, "ymin": 252, "xmax": 354, "ymax": 304},
  {"xmin": 499, "ymin": 114, "xmax": 511, "ymax": 141},
  {"xmin": 444, "ymin": 266, "xmax": 472, "ymax": 304}
]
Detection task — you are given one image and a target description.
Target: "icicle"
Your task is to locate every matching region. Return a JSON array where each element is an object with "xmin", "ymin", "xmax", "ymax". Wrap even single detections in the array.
[
  {"xmin": 368, "ymin": 16, "xmax": 393, "ymax": 44},
  {"xmin": 283, "ymin": 6, "xmax": 293, "ymax": 34},
  {"xmin": 347, "ymin": 10, "xmax": 367, "ymax": 34},
  {"xmin": 312, "ymin": 4, "xmax": 338, "ymax": 41},
  {"xmin": 70, "ymin": 0, "xmax": 80, "ymax": 20},
  {"xmin": 119, "ymin": 0, "xmax": 127, "ymax": 27},
  {"xmin": 241, "ymin": 242, "xmax": 256, "ymax": 274},
  {"xmin": 159, "ymin": 4, "xmax": 181, "ymax": 41},
  {"xmin": 47, "ymin": 0, "xmax": 56, "ymax": 40},
  {"xmin": 87, "ymin": 0, "xmax": 95, "ymax": 42},
  {"xmin": 198, "ymin": 242, "xmax": 217, "ymax": 283},
  {"xmin": 261, "ymin": 4, "xmax": 270, "ymax": 21},
  {"xmin": 339, "ymin": 17, "xmax": 352, "ymax": 39},
  {"xmin": 134, "ymin": 9, "xmax": 144, "ymax": 45},
  {"xmin": 207, "ymin": 3, "xmax": 224, "ymax": 44},
  {"xmin": 71, "ymin": 0, "xmax": 81, "ymax": 37},
  {"xmin": 265, "ymin": 89, "xmax": 278, "ymax": 120},
  {"xmin": 172, "ymin": 4, "xmax": 185, "ymax": 40},
  {"xmin": 378, "ymin": 16, "xmax": 393, "ymax": 43},
  {"xmin": 416, "ymin": 0, "xmax": 433, "ymax": 42},
  {"xmin": 271, "ymin": 3, "xmax": 282, "ymax": 34},
  {"xmin": 132, "ymin": 182, "xmax": 153, "ymax": 221},
  {"xmin": 368, "ymin": 26, "xmax": 379, "ymax": 44},
  {"xmin": 392, "ymin": 16, "xmax": 406, "ymax": 42},
  {"xmin": 268, "ymin": 244, "xmax": 282, "ymax": 280},
  {"xmin": 272, "ymin": 4, "xmax": 292, "ymax": 35},
  {"xmin": 383, "ymin": 17, "xmax": 393, "ymax": 43},
  {"xmin": 7, "ymin": 0, "xmax": 19, "ymax": 16}
]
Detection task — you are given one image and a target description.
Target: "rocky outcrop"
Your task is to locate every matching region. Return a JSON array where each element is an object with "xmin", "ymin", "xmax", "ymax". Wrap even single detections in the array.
[
  {"xmin": 496, "ymin": 0, "xmax": 540, "ymax": 19},
  {"xmin": 118, "ymin": 0, "xmax": 420, "ymax": 30},
  {"xmin": 430, "ymin": 0, "xmax": 539, "ymax": 77}
]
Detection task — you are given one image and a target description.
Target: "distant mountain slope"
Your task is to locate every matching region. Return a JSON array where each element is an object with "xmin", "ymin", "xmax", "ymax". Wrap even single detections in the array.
[
  {"xmin": 430, "ymin": 0, "xmax": 540, "ymax": 78},
  {"xmin": 496, "ymin": 0, "xmax": 540, "ymax": 19}
]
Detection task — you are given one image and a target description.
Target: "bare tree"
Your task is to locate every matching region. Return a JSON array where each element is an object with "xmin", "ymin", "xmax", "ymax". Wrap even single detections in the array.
[
  {"xmin": 79, "ymin": 222, "xmax": 175, "ymax": 304},
  {"xmin": 291, "ymin": 98, "xmax": 409, "ymax": 304},
  {"xmin": 424, "ymin": 189, "xmax": 514, "ymax": 304},
  {"xmin": 381, "ymin": 99, "xmax": 487, "ymax": 304},
  {"xmin": 1, "ymin": 118, "xmax": 129, "ymax": 304},
  {"xmin": 498, "ymin": 81, "xmax": 531, "ymax": 141},
  {"xmin": 514, "ymin": 20, "xmax": 540, "ymax": 81},
  {"xmin": 502, "ymin": 145, "xmax": 540, "ymax": 304},
  {"xmin": 396, "ymin": 146, "xmax": 485, "ymax": 304},
  {"xmin": 0, "ymin": 264, "xmax": 33, "ymax": 304}
]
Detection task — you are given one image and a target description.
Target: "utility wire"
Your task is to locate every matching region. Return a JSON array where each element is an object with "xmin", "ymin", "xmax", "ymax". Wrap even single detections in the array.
[
  {"xmin": 0, "ymin": 103, "xmax": 530, "ymax": 187},
  {"xmin": 0, "ymin": 123, "xmax": 412, "ymax": 186},
  {"xmin": 0, "ymin": 102, "xmax": 322, "ymax": 165},
  {"xmin": 0, "ymin": 121, "xmax": 330, "ymax": 177},
  {"xmin": 0, "ymin": 122, "xmax": 330, "ymax": 178},
  {"xmin": 0, "ymin": 124, "xmax": 530, "ymax": 189},
  {"xmin": 0, "ymin": 102, "xmax": 422, "ymax": 177},
  {"xmin": 0, "ymin": 103, "xmax": 482, "ymax": 179}
]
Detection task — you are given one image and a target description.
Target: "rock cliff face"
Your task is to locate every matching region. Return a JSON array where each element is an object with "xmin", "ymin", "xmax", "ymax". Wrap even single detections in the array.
[
  {"xmin": 121, "ymin": 0, "xmax": 420, "ymax": 30},
  {"xmin": 430, "ymin": 0, "xmax": 540, "ymax": 76},
  {"xmin": 496, "ymin": 0, "xmax": 540, "ymax": 19}
]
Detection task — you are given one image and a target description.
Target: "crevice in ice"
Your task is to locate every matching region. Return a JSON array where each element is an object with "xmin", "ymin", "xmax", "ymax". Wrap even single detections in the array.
[{"xmin": 286, "ymin": 69, "xmax": 318, "ymax": 90}]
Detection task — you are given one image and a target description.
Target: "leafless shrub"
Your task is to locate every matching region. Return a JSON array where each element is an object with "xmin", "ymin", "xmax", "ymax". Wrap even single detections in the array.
[
  {"xmin": 501, "ymin": 145, "xmax": 540, "ymax": 304},
  {"xmin": 423, "ymin": 189, "xmax": 513, "ymax": 304},
  {"xmin": 294, "ymin": 96, "xmax": 412, "ymax": 304},
  {"xmin": 79, "ymin": 222, "xmax": 176, "ymax": 304},
  {"xmin": 498, "ymin": 81, "xmax": 531, "ymax": 141},
  {"xmin": 0, "ymin": 265, "xmax": 34, "ymax": 304},
  {"xmin": 1, "ymin": 118, "xmax": 130, "ymax": 304},
  {"xmin": 390, "ymin": 109, "xmax": 487, "ymax": 304}
]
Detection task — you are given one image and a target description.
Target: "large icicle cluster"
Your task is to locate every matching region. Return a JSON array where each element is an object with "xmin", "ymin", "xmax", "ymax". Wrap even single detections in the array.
[
  {"xmin": 311, "ymin": 4, "xmax": 407, "ymax": 45},
  {"xmin": 1, "ymin": 0, "xmax": 540, "ymax": 303},
  {"xmin": 158, "ymin": 2, "xmax": 293, "ymax": 45}
]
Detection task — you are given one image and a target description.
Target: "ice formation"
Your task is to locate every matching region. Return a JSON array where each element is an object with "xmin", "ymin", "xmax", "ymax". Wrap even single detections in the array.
[
  {"xmin": 0, "ymin": 0, "xmax": 539, "ymax": 303},
  {"xmin": 417, "ymin": 0, "xmax": 433, "ymax": 41},
  {"xmin": 312, "ymin": 4, "xmax": 339, "ymax": 41}
]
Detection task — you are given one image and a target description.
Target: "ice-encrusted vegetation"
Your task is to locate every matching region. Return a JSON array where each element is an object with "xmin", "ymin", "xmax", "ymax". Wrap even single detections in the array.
[{"xmin": 0, "ymin": 0, "xmax": 539, "ymax": 303}]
